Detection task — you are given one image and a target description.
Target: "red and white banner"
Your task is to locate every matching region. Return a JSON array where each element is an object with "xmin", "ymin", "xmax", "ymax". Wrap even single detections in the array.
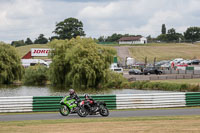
[{"xmin": 31, "ymin": 48, "xmax": 51, "ymax": 57}]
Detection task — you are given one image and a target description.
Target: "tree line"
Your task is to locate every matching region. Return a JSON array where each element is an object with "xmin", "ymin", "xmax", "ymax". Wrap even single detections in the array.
[
  {"xmin": 97, "ymin": 24, "xmax": 200, "ymax": 43},
  {"xmin": 98, "ymin": 34, "xmax": 142, "ymax": 43},
  {"xmin": 156, "ymin": 24, "xmax": 200, "ymax": 43},
  {"xmin": 11, "ymin": 17, "xmax": 85, "ymax": 47},
  {"xmin": 11, "ymin": 34, "xmax": 49, "ymax": 47},
  {"xmin": 10, "ymin": 17, "xmax": 200, "ymax": 47}
]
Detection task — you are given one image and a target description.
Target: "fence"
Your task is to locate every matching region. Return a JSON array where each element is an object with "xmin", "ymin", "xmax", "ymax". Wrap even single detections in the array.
[
  {"xmin": 128, "ymin": 74, "xmax": 200, "ymax": 81},
  {"xmin": 116, "ymin": 93, "xmax": 186, "ymax": 109},
  {"xmin": 163, "ymin": 70, "xmax": 200, "ymax": 75},
  {"xmin": 0, "ymin": 92, "xmax": 200, "ymax": 113},
  {"xmin": 0, "ymin": 96, "xmax": 33, "ymax": 113}
]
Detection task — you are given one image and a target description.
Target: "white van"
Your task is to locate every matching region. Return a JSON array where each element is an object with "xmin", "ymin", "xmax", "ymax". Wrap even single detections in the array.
[
  {"xmin": 21, "ymin": 59, "xmax": 49, "ymax": 68},
  {"xmin": 110, "ymin": 63, "xmax": 123, "ymax": 74}
]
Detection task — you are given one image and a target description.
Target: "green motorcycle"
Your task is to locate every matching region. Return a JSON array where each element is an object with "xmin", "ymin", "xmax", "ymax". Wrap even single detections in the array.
[{"xmin": 59, "ymin": 96, "xmax": 79, "ymax": 116}]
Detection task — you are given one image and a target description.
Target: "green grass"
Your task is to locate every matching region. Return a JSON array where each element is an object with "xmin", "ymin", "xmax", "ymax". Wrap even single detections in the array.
[
  {"xmin": 152, "ymin": 79, "xmax": 200, "ymax": 85},
  {"xmin": 127, "ymin": 81, "xmax": 200, "ymax": 92},
  {"xmin": 15, "ymin": 43, "xmax": 200, "ymax": 61},
  {"xmin": 129, "ymin": 43, "xmax": 200, "ymax": 62},
  {"xmin": 1, "ymin": 115, "xmax": 200, "ymax": 133}
]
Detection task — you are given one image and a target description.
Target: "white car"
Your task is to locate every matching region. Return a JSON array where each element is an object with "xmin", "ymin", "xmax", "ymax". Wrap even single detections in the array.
[{"xmin": 170, "ymin": 58, "xmax": 184, "ymax": 64}]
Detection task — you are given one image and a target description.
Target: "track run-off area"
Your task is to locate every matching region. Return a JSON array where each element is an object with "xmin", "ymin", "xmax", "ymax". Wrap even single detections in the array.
[{"xmin": 1, "ymin": 108, "xmax": 200, "ymax": 121}]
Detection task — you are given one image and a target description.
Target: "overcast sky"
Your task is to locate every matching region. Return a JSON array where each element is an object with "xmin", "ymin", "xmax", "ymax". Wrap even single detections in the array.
[{"xmin": 0, "ymin": 0, "xmax": 200, "ymax": 43}]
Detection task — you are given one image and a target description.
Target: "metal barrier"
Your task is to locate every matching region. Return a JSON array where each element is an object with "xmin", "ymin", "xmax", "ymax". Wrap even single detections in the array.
[
  {"xmin": 186, "ymin": 92, "xmax": 200, "ymax": 106},
  {"xmin": 116, "ymin": 93, "xmax": 186, "ymax": 109},
  {"xmin": 0, "ymin": 93, "xmax": 200, "ymax": 112},
  {"xmin": 33, "ymin": 96, "xmax": 62, "ymax": 112},
  {"xmin": 0, "ymin": 96, "xmax": 33, "ymax": 112}
]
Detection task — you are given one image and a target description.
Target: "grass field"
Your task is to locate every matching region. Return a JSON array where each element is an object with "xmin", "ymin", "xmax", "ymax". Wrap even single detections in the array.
[
  {"xmin": 15, "ymin": 43, "xmax": 200, "ymax": 61},
  {"xmin": 1, "ymin": 115, "xmax": 200, "ymax": 133},
  {"xmin": 129, "ymin": 43, "xmax": 200, "ymax": 62},
  {"xmin": 16, "ymin": 44, "xmax": 50, "ymax": 58},
  {"xmin": 152, "ymin": 78, "xmax": 200, "ymax": 85}
]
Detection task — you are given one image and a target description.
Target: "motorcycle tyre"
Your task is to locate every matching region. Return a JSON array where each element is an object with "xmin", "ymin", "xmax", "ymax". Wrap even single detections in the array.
[
  {"xmin": 59, "ymin": 105, "xmax": 70, "ymax": 116},
  {"xmin": 77, "ymin": 107, "xmax": 88, "ymax": 117},
  {"xmin": 100, "ymin": 106, "xmax": 109, "ymax": 117}
]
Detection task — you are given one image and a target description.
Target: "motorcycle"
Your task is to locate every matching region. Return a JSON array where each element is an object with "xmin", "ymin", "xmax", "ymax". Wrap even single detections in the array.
[
  {"xmin": 59, "ymin": 96, "xmax": 80, "ymax": 116},
  {"xmin": 77, "ymin": 98, "xmax": 109, "ymax": 117}
]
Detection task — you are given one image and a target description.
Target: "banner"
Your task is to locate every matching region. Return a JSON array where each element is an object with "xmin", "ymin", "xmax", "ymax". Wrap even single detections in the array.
[{"xmin": 31, "ymin": 48, "xmax": 51, "ymax": 57}]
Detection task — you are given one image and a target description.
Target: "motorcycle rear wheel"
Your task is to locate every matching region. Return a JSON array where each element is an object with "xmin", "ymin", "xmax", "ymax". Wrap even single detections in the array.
[
  {"xmin": 77, "ymin": 107, "xmax": 88, "ymax": 117},
  {"xmin": 100, "ymin": 106, "xmax": 109, "ymax": 117},
  {"xmin": 59, "ymin": 105, "xmax": 70, "ymax": 116}
]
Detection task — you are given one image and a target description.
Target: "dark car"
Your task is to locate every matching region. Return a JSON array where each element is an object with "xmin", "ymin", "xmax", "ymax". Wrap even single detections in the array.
[
  {"xmin": 143, "ymin": 67, "xmax": 162, "ymax": 75},
  {"xmin": 191, "ymin": 59, "xmax": 200, "ymax": 65},
  {"xmin": 129, "ymin": 69, "xmax": 143, "ymax": 75}
]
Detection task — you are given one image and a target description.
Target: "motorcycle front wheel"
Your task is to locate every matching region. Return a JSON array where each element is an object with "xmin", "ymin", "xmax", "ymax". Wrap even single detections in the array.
[
  {"xmin": 100, "ymin": 106, "xmax": 109, "ymax": 117},
  {"xmin": 59, "ymin": 105, "xmax": 70, "ymax": 116},
  {"xmin": 77, "ymin": 107, "xmax": 88, "ymax": 117}
]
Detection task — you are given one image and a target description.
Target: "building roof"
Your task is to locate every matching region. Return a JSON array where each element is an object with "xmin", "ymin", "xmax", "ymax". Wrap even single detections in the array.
[{"xmin": 119, "ymin": 36, "xmax": 142, "ymax": 41}]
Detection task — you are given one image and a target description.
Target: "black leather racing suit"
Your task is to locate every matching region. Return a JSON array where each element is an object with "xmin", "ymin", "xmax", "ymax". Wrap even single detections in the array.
[{"xmin": 70, "ymin": 93, "xmax": 80, "ymax": 102}]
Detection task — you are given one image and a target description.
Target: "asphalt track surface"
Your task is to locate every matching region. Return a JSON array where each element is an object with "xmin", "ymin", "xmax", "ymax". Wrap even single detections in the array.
[{"xmin": 1, "ymin": 108, "xmax": 200, "ymax": 121}]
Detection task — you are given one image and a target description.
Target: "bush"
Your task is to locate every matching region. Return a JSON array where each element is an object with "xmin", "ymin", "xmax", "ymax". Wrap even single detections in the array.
[
  {"xmin": 104, "ymin": 71, "xmax": 127, "ymax": 88},
  {"xmin": 23, "ymin": 65, "xmax": 48, "ymax": 85}
]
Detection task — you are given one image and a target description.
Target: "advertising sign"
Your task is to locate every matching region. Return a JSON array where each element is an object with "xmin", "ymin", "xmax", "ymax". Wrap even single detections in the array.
[{"xmin": 31, "ymin": 48, "xmax": 51, "ymax": 57}]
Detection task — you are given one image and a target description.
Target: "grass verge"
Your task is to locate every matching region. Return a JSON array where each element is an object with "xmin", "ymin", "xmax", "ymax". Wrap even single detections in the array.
[
  {"xmin": 152, "ymin": 78, "xmax": 200, "ymax": 85},
  {"xmin": 122, "ymin": 81, "xmax": 200, "ymax": 92},
  {"xmin": 1, "ymin": 115, "xmax": 200, "ymax": 133}
]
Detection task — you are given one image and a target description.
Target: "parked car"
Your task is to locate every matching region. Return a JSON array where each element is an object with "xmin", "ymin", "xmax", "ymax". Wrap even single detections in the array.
[
  {"xmin": 191, "ymin": 59, "xmax": 200, "ymax": 65},
  {"xmin": 171, "ymin": 58, "xmax": 184, "ymax": 64},
  {"xmin": 129, "ymin": 69, "xmax": 143, "ymax": 75},
  {"xmin": 155, "ymin": 60, "xmax": 170, "ymax": 67},
  {"xmin": 110, "ymin": 63, "xmax": 123, "ymax": 74},
  {"xmin": 143, "ymin": 67, "xmax": 162, "ymax": 75}
]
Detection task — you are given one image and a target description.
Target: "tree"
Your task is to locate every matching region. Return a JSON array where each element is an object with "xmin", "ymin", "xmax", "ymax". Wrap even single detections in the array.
[
  {"xmin": 166, "ymin": 28, "xmax": 179, "ymax": 41},
  {"xmin": 34, "ymin": 34, "xmax": 48, "ymax": 44},
  {"xmin": 53, "ymin": 17, "xmax": 85, "ymax": 40},
  {"xmin": 106, "ymin": 33, "xmax": 123, "ymax": 42},
  {"xmin": 184, "ymin": 27, "xmax": 200, "ymax": 43},
  {"xmin": 98, "ymin": 36, "xmax": 106, "ymax": 42},
  {"xmin": 0, "ymin": 42, "xmax": 24, "ymax": 84},
  {"xmin": 157, "ymin": 28, "xmax": 183, "ymax": 42},
  {"xmin": 167, "ymin": 28, "xmax": 176, "ymax": 35},
  {"xmin": 146, "ymin": 35, "xmax": 155, "ymax": 43},
  {"xmin": 49, "ymin": 36, "xmax": 59, "ymax": 42},
  {"xmin": 25, "ymin": 38, "xmax": 33, "ymax": 45},
  {"xmin": 157, "ymin": 34, "xmax": 168, "ymax": 42},
  {"xmin": 161, "ymin": 24, "xmax": 166, "ymax": 34},
  {"xmin": 11, "ymin": 40, "xmax": 25, "ymax": 47},
  {"xmin": 48, "ymin": 37, "xmax": 116, "ymax": 89}
]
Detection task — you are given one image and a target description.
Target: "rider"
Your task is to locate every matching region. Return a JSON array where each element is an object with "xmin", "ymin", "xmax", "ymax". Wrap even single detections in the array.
[
  {"xmin": 84, "ymin": 94, "xmax": 97, "ymax": 110},
  {"xmin": 69, "ymin": 89, "xmax": 80, "ymax": 102}
]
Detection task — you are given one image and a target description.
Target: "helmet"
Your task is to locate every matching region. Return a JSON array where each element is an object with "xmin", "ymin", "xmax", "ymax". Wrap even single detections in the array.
[
  {"xmin": 69, "ymin": 89, "xmax": 75, "ymax": 95},
  {"xmin": 84, "ymin": 94, "xmax": 89, "ymax": 99}
]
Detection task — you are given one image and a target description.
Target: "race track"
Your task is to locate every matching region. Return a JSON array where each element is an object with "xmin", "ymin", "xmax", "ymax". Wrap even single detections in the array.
[{"xmin": 1, "ymin": 108, "xmax": 200, "ymax": 121}]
